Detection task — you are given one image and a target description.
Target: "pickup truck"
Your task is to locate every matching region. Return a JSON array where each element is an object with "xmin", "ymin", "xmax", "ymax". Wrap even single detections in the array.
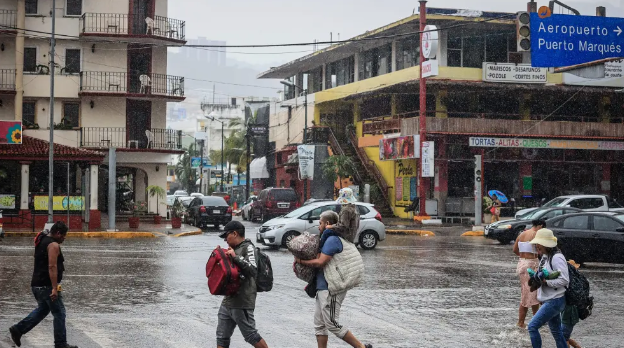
[{"xmin": 515, "ymin": 195, "xmax": 624, "ymax": 219}]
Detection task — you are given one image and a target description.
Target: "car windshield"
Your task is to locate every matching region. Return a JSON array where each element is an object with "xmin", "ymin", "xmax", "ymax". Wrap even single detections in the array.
[
  {"xmin": 201, "ymin": 197, "xmax": 228, "ymax": 206},
  {"xmin": 608, "ymin": 198, "xmax": 624, "ymax": 209},
  {"xmin": 615, "ymin": 215, "xmax": 624, "ymax": 223},
  {"xmin": 271, "ymin": 190, "xmax": 297, "ymax": 201},
  {"xmin": 283, "ymin": 205, "xmax": 315, "ymax": 218},
  {"xmin": 523, "ymin": 209, "xmax": 549, "ymax": 220},
  {"xmin": 542, "ymin": 198, "xmax": 568, "ymax": 208}
]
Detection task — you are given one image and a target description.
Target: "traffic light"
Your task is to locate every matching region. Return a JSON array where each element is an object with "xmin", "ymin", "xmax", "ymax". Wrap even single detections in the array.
[{"xmin": 517, "ymin": 11, "xmax": 531, "ymax": 52}]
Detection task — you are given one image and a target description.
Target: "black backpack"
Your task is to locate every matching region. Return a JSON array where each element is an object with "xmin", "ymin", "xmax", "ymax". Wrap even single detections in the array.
[
  {"xmin": 255, "ymin": 248, "xmax": 273, "ymax": 292},
  {"xmin": 565, "ymin": 263, "xmax": 594, "ymax": 320}
]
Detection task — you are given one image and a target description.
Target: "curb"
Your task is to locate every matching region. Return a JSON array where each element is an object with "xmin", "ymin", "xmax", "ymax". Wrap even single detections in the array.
[
  {"xmin": 173, "ymin": 230, "xmax": 203, "ymax": 238},
  {"xmin": 386, "ymin": 229, "xmax": 435, "ymax": 236},
  {"xmin": 462, "ymin": 231, "xmax": 485, "ymax": 237},
  {"xmin": 4, "ymin": 232, "xmax": 158, "ymax": 238}
]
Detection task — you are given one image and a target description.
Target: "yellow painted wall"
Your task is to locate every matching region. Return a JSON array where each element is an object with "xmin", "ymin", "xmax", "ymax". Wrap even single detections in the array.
[{"xmin": 315, "ymin": 66, "xmax": 564, "ymax": 104}]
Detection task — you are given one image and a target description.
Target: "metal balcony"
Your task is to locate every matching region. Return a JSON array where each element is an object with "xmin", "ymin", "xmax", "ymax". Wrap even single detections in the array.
[
  {"xmin": 0, "ymin": 10, "xmax": 16, "ymax": 34},
  {"xmin": 80, "ymin": 13, "xmax": 185, "ymax": 44},
  {"xmin": 79, "ymin": 71, "xmax": 185, "ymax": 100},
  {"xmin": 81, "ymin": 127, "xmax": 183, "ymax": 150},
  {"xmin": 0, "ymin": 69, "xmax": 16, "ymax": 93}
]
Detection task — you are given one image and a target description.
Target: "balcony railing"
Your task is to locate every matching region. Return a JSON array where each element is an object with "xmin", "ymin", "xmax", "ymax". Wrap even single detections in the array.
[
  {"xmin": 399, "ymin": 116, "xmax": 624, "ymax": 139},
  {"xmin": 0, "ymin": 10, "xmax": 16, "ymax": 31},
  {"xmin": 80, "ymin": 71, "xmax": 184, "ymax": 98},
  {"xmin": 80, "ymin": 13, "xmax": 185, "ymax": 41},
  {"xmin": 0, "ymin": 69, "xmax": 15, "ymax": 91},
  {"xmin": 81, "ymin": 127, "xmax": 183, "ymax": 150}
]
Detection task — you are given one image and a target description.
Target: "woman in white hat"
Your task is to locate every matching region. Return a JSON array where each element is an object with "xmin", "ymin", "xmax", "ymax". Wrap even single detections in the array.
[
  {"xmin": 327, "ymin": 188, "xmax": 359, "ymax": 243},
  {"xmin": 527, "ymin": 228, "xmax": 570, "ymax": 348}
]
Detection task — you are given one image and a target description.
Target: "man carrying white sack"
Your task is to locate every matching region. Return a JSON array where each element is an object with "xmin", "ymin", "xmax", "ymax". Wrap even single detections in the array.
[{"xmin": 294, "ymin": 210, "xmax": 371, "ymax": 348}]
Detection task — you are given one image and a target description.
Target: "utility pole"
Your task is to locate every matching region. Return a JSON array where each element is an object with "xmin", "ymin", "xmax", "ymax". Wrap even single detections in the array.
[
  {"xmin": 303, "ymin": 90, "xmax": 308, "ymax": 202},
  {"xmin": 245, "ymin": 128, "xmax": 251, "ymax": 201},
  {"xmin": 199, "ymin": 139, "xmax": 204, "ymax": 194},
  {"xmin": 47, "ymin": 0, "xmax": 56, "ymax": 222},
  {"xmin": 418, "ymin": 0, "xmax": 428, "ymax": 216},
  {"xmin": 221, "ymin": 121, "xmax": 224, "ymax": 192}
]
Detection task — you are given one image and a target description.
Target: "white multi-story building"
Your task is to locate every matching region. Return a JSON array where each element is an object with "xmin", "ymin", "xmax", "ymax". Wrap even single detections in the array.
[{"xmin": 0, "ymin": 0, "xmax": 186, "ymax": 228}]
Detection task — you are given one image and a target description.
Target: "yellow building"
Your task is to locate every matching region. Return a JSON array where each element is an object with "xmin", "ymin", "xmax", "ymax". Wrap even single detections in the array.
[{"xmin": 259, "ymin": 7, "xmax": 624, "ymax": 219}]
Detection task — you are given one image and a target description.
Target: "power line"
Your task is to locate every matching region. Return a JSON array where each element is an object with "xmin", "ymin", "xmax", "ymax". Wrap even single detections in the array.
[{"xmin": 0, "ymin": 13, "xmax": 516, "ymax": 49}]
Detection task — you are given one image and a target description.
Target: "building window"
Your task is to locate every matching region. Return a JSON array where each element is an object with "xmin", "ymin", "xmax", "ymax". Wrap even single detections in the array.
[
  {"xmin": 25, "ymin": 0, "xmax": 38, "ymax": 15},
  {"xmin": 325, "ymin": 56, "xmax": 354, "ymax": 89},
  {"xmin": 283, "ymin": 76, "xmax": 296, "ymax": 100},
  {"xmin": 62, "ymin": 102, "xmax": 80, "ymax": 128},
  {"xmin": 359, "ymin": 44, "xmax": 392, "ymax": 80},
  {"xmin": 24, "ymin": 47, "xmax": 37, "ymax": 73},
  {"xmin": 65, "ymin": 0, "xmax": 82, "ymax": 16},
  {"xmin": 396, "ymin": 36, "xmax": 420, "ymax": 70},
  {"xmin": 64, "ymin": 49, "xmax": 81, "ymax": 74},
  {"xmin": 447, "ymin": 32, "xmax": 463, "ymax": 67},
  {"xmin": 447, "ymin": 31, "xmax": 513, "ymax": 67},
  {"xmin": 23, "ymin": 101, "xmax": 36, "ymax": 126}
]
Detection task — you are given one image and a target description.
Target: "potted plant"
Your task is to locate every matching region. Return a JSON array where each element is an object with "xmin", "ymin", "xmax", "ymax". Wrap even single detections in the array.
[
  {"xmin": 170, "ymin": 198, "xmax": 184, "ymax": 228},
  {"xmin": 483, "ymin": 196, "xmax": 493, "ymax": 224},
  {"xmin": 129, "ymin": 201, "xmax": 147, "ymax": 228},
  {"xmin": 146, "ymin": 185, "xmax": 166, "ymax": 224}
]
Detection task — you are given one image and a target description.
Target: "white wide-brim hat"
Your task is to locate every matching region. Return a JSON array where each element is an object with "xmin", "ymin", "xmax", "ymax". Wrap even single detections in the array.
[{"xmin": 530, "ymin": 228, "xmax": 558, "ymax": 248}]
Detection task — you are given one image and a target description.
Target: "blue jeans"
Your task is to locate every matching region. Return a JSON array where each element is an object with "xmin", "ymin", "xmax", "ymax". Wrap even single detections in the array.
[
  {"xmin": 12, "ymin": 286, "xmax": 67, "ymax": 348},
  {"xmin": 528, "ymin": 296, "xmax": 567, "ymax": 348}
]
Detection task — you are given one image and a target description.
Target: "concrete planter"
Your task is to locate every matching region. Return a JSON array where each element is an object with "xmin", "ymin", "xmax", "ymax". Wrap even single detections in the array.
[{"xmin": 171, "ymin": 217, "xmax": 182, "ymax": 229}]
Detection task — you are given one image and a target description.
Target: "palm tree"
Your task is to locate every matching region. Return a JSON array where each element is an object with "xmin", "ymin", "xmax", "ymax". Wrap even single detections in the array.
[
  {"xmin": 175, "ymin": 143, "xmax": 199, "ymax": 192},
  {"xmin": 322, "ymin": 155, "xmax": 356, "ymax": 192}
]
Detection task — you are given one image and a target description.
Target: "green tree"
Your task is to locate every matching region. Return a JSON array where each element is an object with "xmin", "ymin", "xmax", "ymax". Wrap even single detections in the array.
[
  {"xmin": 322, "ymin": 155, "xmax": 355, "ymax": 190},
  {"xmin": 175, "ymin": 143, "xmax": 199, "ymax": 192}
]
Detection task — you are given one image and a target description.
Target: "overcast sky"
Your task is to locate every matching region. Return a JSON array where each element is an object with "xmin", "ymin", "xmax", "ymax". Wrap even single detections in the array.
[{"xmin": 169, "ymin": 0, "xmax": 624, "ymax": 69}]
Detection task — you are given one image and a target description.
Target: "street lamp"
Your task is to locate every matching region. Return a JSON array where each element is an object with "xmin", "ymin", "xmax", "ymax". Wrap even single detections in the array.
[
  {"xmin": 280, "ymin": 79, "xmax": 309, "ymax": 201},
  {"xmin": 205, "ymin": 113, "xmax": 225, "ymax": 193}
]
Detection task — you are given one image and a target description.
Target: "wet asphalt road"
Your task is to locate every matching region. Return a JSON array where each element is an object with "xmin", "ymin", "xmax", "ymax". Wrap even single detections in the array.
[{"xmin": 1, "ymin": 219, "xmax": 623, "ymax": 348}]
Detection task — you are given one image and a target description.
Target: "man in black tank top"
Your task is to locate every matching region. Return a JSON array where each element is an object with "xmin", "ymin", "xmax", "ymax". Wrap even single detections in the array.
[{"xmin": 9, "ymin": 222, "xmax": 78, "ymax": 348}]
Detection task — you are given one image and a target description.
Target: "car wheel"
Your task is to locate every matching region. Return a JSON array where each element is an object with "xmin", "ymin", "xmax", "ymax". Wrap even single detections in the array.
[
  {"xmin": 359, "ymin": 230, "xmax": 378, "ymax": 250},
  {"xmin": 261, "ymin": 212, "xmax": 268, "ymax": 223},
  {"xmin": 242, "ymin": 210, "xmax": 248, "ymax": 221},
  {"xmin": 282, "ymin": 231, "xmax": 300, "ymax": 248}
]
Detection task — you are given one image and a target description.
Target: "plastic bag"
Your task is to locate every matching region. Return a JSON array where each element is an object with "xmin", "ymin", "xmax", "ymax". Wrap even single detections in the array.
[{"xmin": 287, "ymin": 232, "xmax": 319, "ymax": 260}]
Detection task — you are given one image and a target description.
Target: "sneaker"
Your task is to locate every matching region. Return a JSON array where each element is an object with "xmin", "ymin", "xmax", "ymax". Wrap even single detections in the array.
[
  {"xmin": 364, "ymin": 344, "xmax": 373, "ymax": 348},
  {"xmin": 56, "ymin": 345, "xmax": 79, "ymax": 348},
  {"xmin": 9, "ymin": 326, "xmax": 21, "ymax": 347}
]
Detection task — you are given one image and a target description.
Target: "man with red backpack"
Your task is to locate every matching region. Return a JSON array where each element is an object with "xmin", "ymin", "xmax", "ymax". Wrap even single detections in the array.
[{"xmin": 216, "ymin": 221, "xmax": 270, "ymax": 348}]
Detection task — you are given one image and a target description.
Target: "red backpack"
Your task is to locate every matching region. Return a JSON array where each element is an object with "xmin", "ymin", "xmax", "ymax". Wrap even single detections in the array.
[{"xmin": 206, "ymin": 246, "xmax": 241, "ymax": 296}]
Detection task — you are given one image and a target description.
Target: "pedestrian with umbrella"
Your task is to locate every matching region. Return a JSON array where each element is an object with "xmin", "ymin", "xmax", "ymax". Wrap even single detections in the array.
[{"xmin": 488, "ymin": 190, "xmax": 508, "ymax": 223}]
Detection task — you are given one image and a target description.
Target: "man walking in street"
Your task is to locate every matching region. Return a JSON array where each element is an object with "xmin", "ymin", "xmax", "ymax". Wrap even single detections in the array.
[
  {"xmin": 216, "ymin": 221, "xmax": 270, "ymax": 348},
  {"xmin": 9, "ymin": 221, "xmax": 78, "ymax": 348},
  {"xmin": 295, "ymin": 211, "xmax": 372, "ymax": 348}
]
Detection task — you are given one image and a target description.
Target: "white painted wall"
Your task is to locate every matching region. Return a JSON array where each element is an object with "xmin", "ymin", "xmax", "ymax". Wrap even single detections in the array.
[
  {"xmin": 83, "ymin": 43, "xmax": 127, "ymax": 72},
  {"xmin": 0, "ymin": 98, "xmax": 15, "ymax": 120},
  {"xmin": 152, "ymin": 47, "xmax": 167, "ymax": 75},
  {"xmin": 81, "ymin": 97, "xmax": 126, "ymax": 127},
  {"xmin": 24, "ymin": 129, "xmax": 79, "ymax": 147},
  {"xmin": 270, "ymin": 94, "xmax": 315, "ymax": 149},
  {"xmin": 151, "ymin": 100, "xmax": 166, "ymax": 128},
  {"xmin": 155, "ymin": 0, "xmax": 168, "ymax": 17},
  {"xmin": 0, "ymin": 40, "xmax": 16, "ymax": 66}
]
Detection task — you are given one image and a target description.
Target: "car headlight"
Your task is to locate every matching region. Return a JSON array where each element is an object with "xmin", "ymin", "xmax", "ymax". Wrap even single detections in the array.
[
  {"xmin": 267, "ymin": 225, "xmax": 284, "ymax": 230},
  {"xmin": 498, "ymin": 224, "xmax": 512, "ymax": 230}
]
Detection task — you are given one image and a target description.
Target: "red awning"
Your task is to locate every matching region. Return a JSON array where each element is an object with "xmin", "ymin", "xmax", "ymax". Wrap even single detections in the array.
[{"xmin": 0, "ymin": 136, "xmax": 105, "ymax": 162}]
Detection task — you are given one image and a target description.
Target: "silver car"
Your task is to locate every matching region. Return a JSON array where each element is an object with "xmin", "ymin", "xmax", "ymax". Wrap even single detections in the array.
[{"xmin": 255, "ymin": 201, "xmax": 386, "ymax": 250}]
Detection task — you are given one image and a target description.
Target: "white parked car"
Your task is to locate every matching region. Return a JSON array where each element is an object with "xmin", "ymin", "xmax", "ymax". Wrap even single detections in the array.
[
  {"xmin": 255, "ymin": 201, "xmax": 386, "ymax": 250},
  {"xmin": 174, "ymin": 190, "xmax": 189, "ymax": 197},
  {"xmin": 515, "ymin": 195, "xmax": 624, "ymax": 219},
  {"xmin": 190, "ymin": 192, "xmax": 204, "ymax": 198},
  {"xmin": 241, "ymin": 195, "xmax": 257, "ymax": 220}
]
